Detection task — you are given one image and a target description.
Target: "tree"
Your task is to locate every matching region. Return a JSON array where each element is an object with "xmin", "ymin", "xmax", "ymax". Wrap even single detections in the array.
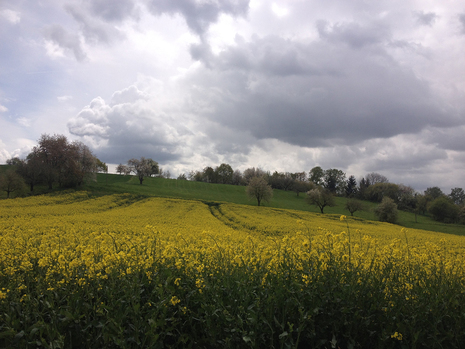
[
  {"xmin": 323, "ymin": 168, "xmax": 346, "ymax": 195},
  {"xmin": 396, "ymin": 184, "xmax": 416, "ymax": 211},
  {"xmin": 459, "ymin": 206, "xmax": 465, "ymax": 225},
  {"xmin": 292, "ymin": 180, "xmax": 313, "ymax": 197},
  {"xmin": 365, "ymin": 183, "xmax": 400, "ymax": 203},
  {"xmin": 24, "ymin": 134, "xmax": 98, "ymax": 189},
  {"xmin": 268, "ymin": 171, "xmax": 294, "ymax": 190},
  {"xmin": 203, "ymin": 166, "xmax": 215, "ymax": 183},
  {"xmin": 291, "ymin": 172, "xmax": 307, "ymax": 182},
  {"xmin": 309, "ymin": 166, "xmax": 324, "ymax": 186},
  {"xmin": 374, "ymin": 197, "xmax": 398, "ymax": 223},
  {"xmin": 6, "ymin": 157, "xmax": 21, "ymax": 166},
  {"xmin": 345, "ymin": 198, "xmax": 365, "ymax": 216},
  {"xmin": 424, "ymin": 187, "xmax": 444, "ymax": 200},
  {"xmin": 116, "ymin": 164, "xmax": 131, "ymax": 175},
  {"xmin": 243, "ymin": 167, "xmax": 266, "ymax": 183},
  {"xmin": 70, "ymin": 141, "xmax": 97, "ymax": 186},
  {"xmin": 306, "ymin": 188, "xmax": 336, "ymax": 213},
  {"xmin": 177, "ymin": 173, "xmax": 187, "ymax": 180},
  {"xmin": 428, "ymin": 197, "xmax": 459, "ymax": 223},
  {"xmin": 246, "ymin": 176, "xmax": 273, "ymax": 206},
  {"xmin": 96, "ymin": 158, "xmax": 108, "ymax": 173},
  {"xmin": 128, "ymin": 157, "xmax": 159, "ymax": 184},
  {"xmin": 232, "ymin": 170, "xmax": 245, "ymax": 185},
  {"xmin": 0, "ymin": 169, "xmax": 26, "ymax": 198},
  {"xmin": 357, "ymin": 177, "xmax": 371, "ymax": 200},
  {"xmin": 215, "ymin": 163, "xmax": 234, "ymax": 184},
  {"xmin": 448, "ymin": 188, "xmax": 465, "ymax": 206},
  {"xmin": 345, "ymin": 175, "xmax": 357, "ymax": 197},
  {"xmin": 16, "ymin": 153, "xmax": 43, "ymax": 192},
  {"xmin": 365, "ymin": 172, "xmax": 389, "ymax": 185}
]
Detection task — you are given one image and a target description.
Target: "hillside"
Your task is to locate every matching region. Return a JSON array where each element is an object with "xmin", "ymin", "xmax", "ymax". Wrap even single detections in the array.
[{"xmin": 81, "ymin": 173, "xmax": 465, "ymax": 237}]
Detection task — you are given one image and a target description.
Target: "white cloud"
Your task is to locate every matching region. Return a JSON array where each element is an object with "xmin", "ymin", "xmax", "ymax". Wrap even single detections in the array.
[
  {"xmin": 0, "ymin": 9, "xmax": 20, "ymax": 24},
  {"xmin": 0, "ymin": 105, "xmax": 8, "ymax": 113}
]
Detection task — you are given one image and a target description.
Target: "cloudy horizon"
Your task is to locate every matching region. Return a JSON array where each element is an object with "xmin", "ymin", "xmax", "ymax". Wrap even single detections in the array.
[{"xmin": 1, "ymin": 0, "xmax": 465, "ymax": 193}]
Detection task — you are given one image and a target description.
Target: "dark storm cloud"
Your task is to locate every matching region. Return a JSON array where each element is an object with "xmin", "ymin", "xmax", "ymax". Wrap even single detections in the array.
[
  {"xmin": 146, "ymin": 0, "xmax": 249, "ymax": 36},
  {"xmin": 185, "ymin": 30, "xmax": 460, "ymax": 151}
]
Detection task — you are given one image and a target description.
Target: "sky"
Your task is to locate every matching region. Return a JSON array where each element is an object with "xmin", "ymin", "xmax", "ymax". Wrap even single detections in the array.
[{"xmin": 1, "ymin": 0, "xmax": 465, "ymax": 193}]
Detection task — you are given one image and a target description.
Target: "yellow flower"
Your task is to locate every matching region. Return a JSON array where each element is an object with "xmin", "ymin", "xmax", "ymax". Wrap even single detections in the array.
[
  {"xmin": 174, "ymin": 278, "xmax": 181, "ymax": 286},
  {"xmin": 391, "ymin": 332, "xmax": 403, "ymax": 341},
  {"xmin": 340, "ymin": 215, "xmax": 347, "ymax": 221},
  {"xmin": 170, "ymin": 296, "xmax": 181, "ymax": 306}
]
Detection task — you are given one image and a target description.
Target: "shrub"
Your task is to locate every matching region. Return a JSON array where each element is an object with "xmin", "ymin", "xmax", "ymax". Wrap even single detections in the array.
[
  {"xmin": 428, "ymin": 197, "xmax": 459, "ymax": 223},
  {"xmin": 374, "ymin": 197, "xmax": 398, "ymax": 223}
]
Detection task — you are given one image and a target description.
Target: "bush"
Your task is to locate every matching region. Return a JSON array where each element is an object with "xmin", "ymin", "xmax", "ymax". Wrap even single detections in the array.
[
  {"xmin": 374, "ymin": 197, "xmax": 398, "ymax": 223},
  {"xmin": 428, "ymin": 197, "xmax": 459, "ymax": 223}
]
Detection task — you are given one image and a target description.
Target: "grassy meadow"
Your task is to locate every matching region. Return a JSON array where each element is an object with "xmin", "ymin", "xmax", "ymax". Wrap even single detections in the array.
[{"xmin": 1, "ymin": 186, "xmax": 465, "ymax": 348}]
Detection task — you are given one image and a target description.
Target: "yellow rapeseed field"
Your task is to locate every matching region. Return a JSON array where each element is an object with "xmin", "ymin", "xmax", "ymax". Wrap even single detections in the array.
[
  {"xmin": 1, "ymin": 191, "xmax": 465, "ymax": 348},
  {"xmin": 1, "ymin": 191, "xmax": 464, "ymax": 289}
]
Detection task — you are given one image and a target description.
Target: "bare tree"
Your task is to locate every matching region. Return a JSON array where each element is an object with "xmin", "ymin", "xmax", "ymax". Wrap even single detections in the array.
[
  {"xmin": 246, "ymin": 176, "xmax": 273, "ymax": 206},
  {"xmin": 366, "ymin": 172, "xmax": 389, "ymax": 185}
]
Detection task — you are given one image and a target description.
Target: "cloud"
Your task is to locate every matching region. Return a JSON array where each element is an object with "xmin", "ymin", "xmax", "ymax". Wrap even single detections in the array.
[
  {"xmin": 316, "ymin": 20, "xmax": 391, "ymax": 48},
  {"xmin": 184, "ymin": 32, "xmax": 460, "ymax": 151},
  {"xmin": 0, "ymin": 105, "xmax": 8, "ymax": 113},
  {"xmin": 86, "ymin": 0, "xmax": 138, "ymax": 22},
  {"xmin": 413, "ymin": 11, "xmax": 438, "ymax": 27},
  {"xmin": 460, "ymin": 13, "xmax": 465, "ymax": 34},
  {"xmin": 65, "ymin": 4, "xmax": 124, "ymax": 44},
  {"xmin": 43, "ymin": 25, "xmax": 87, "ymax": 61},
  {"xmin": 0, "ymin": 9, "xmax": 21, "ymax": 24},
  {"xmin": 67, "ymin": 85, "xmax": 194, "ymax": 163},
  {"xmin": 146, "ymin": 0, "xmax": 250, "ymax": 37}
]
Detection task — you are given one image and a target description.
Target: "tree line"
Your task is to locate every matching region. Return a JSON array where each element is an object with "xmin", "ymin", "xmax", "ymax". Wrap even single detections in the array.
[
  {"xmin": 175, "ymin": 164, "xmax": 465, "ymax": 224},
  {"xmin": 1, "ymin": 134, "xmax": 107, "ymax": 197}
]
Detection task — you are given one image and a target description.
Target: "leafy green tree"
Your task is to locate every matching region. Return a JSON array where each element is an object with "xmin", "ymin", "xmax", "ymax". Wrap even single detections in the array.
[
  {"xmin": 366, "ymin": 183, "xmax": 400, "ymax": 203},
  {"xmin": 424, "ymin": 187, "xmax": 444, "ymax": 200},
  {"xmin": 345, "ymin": 175, "xmax": 357, "ymax": 197},
  {"xmin": 448, "ymin": 188, "xmax": 465, "ymax": 206},
  {"xmin": 246, "ymin": 176, "xmax": 273, "ymax": 206},
  {"xmin": 306, "ymin": 188, "xmax": 336, "ymax": 213},
  {"xmin": 374, "ymin": 197, "xmax": 398, "ymax": 223},
  {"xmin": 428, "ymin": 197, "xmax": 459, "ymax": 223},
  {"xmin": 309, "ymin": 166, "xmax": 324, "ymax": 186},
  {"xmin": 323, "ymin": 168, "xmax": 346, "ymax": 195},
  {"xmin": 345, "ymin": 198, "xmax": 365, "ymax": 216},
  {"xmin": 215, "ymin": 163, "xmax": 234, "ymax": 184},
  {"xmin": 203, "ymin": 166, "xmax": 215, "ymax": 183},
  {"xmin": 268, "ymin": 171, "xmax": 294, "ymax": 190}
]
